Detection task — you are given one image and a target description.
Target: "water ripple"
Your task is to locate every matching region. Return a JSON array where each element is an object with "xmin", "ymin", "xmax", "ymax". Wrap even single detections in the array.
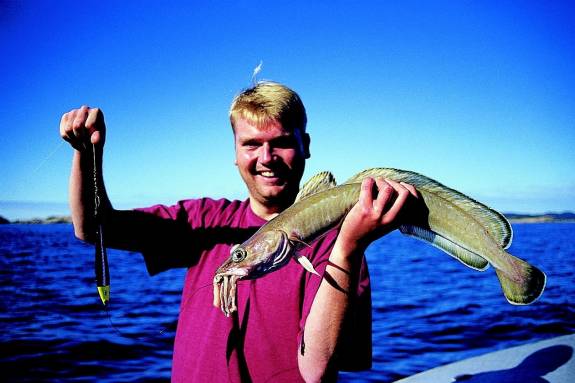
[{"xmin": 1, "ymin": 223, "xmax": 574, "ymax": 382}]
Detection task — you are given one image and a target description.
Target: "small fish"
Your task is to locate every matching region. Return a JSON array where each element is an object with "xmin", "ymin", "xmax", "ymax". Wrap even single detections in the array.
[{"xmin": 213, "ymin": 168, "xmax": 546, "ymax": 316}]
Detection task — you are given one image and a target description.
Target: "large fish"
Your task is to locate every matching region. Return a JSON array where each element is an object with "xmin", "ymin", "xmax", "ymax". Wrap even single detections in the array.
[{"xmin": 213, "ymin": 168, "xmax": 546, "ymax": 316}]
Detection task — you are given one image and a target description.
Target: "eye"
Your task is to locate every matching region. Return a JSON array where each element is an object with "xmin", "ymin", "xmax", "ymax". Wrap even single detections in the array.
[
  {"xmin": 271, "ymin": 136, "xmax": 298, "ymax": 149},
  {"xmin": 232, "ymin": 248, "xmax": 247, "ymax": 263}
]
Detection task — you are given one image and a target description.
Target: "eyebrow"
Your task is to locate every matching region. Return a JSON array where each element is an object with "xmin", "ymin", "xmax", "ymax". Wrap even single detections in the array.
[
  {"xmin": 239, "ymin": 138, "xmax": 261, "ymax": 146},
  {"xmin": 238, "ymin": 133, "xmax": 295, "ymax": 146}
]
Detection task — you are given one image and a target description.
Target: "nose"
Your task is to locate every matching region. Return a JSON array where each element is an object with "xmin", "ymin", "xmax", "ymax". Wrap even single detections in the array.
[{"xmin": 259, "ymin": 143, "xmax": 274, "ymax": 164}]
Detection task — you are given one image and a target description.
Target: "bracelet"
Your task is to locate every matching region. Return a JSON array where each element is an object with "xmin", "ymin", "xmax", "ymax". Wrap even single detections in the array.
[{"xmin": 327, "ymin": 260, "xmax": 351, "ymax": 275}]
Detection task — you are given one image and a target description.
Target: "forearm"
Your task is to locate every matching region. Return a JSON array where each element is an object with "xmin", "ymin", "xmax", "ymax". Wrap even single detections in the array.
[
  {"xmin": 298, "ymin": 239, "xmax": 363, "ymax": 382},
  {"xmin": 63, "ymin": 106, "xmax": 152, "ymax": 252},
  {"xmin": 69, "ymin": 148, "xmax": 112, "ymax": 242}
]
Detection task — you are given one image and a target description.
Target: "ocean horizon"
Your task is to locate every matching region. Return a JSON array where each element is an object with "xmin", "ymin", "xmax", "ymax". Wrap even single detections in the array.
[{"xmin": 0, "ymin": 201, "xmax": 141, "ymax": 221}]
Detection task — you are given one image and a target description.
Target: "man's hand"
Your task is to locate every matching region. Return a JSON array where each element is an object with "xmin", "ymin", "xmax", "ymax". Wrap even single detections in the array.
[
  {"xmin": 60, "ymin": 106, "xmax": 105, "ymax": 151},
  {"xmin": 337, "ymin": 177, "xmax": 419, "ymax": 255}
]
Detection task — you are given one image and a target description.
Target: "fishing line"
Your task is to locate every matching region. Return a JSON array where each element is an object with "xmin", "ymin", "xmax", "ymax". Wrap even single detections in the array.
[
  {"xmin": 32, "ymin": 141, "xmax": 66, "ymax": 174},
  {"xmin": 5, "ymin": 141, "xmax": 66, "ymax": 205}
]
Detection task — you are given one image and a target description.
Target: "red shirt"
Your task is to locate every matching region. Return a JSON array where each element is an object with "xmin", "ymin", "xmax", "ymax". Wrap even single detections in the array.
[{"xmin": 137, "ymin": 198, "xmax": 371, "ymax": 382}]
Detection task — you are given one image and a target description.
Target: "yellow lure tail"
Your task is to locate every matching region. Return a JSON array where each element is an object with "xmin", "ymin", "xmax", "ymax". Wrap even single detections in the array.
[{"xmin": 97, "ymin": 285, "xmax": 110, "ymax": 305}]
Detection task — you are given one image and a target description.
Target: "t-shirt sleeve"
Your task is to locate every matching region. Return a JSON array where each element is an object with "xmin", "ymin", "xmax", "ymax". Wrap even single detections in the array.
[
  {"xmin": 134, "ymin": 200, "xmax": 204, "ymax": 275},
  {"xmin": 298, "ymin": 229, "xmax": 373, "ymax": 371}
]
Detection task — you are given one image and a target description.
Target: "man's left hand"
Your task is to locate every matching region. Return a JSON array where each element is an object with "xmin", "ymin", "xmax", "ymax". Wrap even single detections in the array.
[{"xmin": 336, "ymin": 177, "xmax": 419, "ymax": 255}]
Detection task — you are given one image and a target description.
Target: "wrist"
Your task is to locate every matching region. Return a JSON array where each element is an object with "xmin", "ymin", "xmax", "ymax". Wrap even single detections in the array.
[
  {"xmin": 335, "ymin": 231, "xmax": 369, "ymax": 253},
  {"xmin": 331, "ymin": 236, "xmax": 365, "ymax": 265}
]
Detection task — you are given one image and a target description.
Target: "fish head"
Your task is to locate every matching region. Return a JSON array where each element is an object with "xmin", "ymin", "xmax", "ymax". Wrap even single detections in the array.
[{"xmin": 213, "ymin": 230, "xmax": 292, "ymax": 316}]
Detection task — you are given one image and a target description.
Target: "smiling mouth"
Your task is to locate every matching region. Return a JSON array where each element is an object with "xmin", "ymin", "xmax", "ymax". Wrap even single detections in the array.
[
  {"xmin": 257, "ymin": 170, "xmax": 280, "ymax": 178},
  {"xmin": 255, "ymin": 170, "xmax": 288, "ymax": 185}
]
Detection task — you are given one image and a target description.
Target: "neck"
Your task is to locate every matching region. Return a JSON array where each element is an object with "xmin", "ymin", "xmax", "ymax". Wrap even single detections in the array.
[{"xmin": 249, "ymin": 196, "xmax": 295, "ymax": 221}]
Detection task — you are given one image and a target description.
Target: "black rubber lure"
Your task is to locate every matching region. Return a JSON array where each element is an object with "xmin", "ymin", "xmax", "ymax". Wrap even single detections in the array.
[{"xmin": 92, "ymin": 143, "xmax": 110, "ymax": 305}]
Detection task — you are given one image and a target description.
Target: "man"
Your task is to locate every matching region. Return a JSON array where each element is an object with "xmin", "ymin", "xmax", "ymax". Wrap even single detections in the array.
[{"xmin": 60, "ymin": 81, "xmax": 417, "ymax": 382}]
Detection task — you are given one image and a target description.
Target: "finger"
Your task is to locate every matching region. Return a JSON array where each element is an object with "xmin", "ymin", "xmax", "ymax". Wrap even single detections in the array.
[
  {"xmin": 213, "ymin": 280, "xmax": 221, "ymax": 308},
  {"xmin": 61, "ymin": 134, "xmax": 82, "ymax": 151},
  {"xmin": 384, "ymin": 178, "xmax": 406, "ymax": 192},
  {"xmin": 373, "ymin": 177, "xmax": 394, "ymax": 214},
  {"xmin": 60, "ymin": 110, "xmax": 82, "ymax": 148},
  {"xmin": 381, "ymin": 178, "xmax": 410, "ymax": 223},
  {"xmin": 60, "ymin": 112, "xmax": 74, "ymax": 142},
  {"xmin": 59, "ymin": 112, "xmax": 70, "ymax": 138},
  {"xmin": 85, "ymin": 108, "xmax": 104, "ymax": 144},
  {"xmin": 71, "ymin": 105, "xmax": 89, "ymax": 141},
  {"xmin": 358, "ymin": 178, "xmax": 375, "ymax": 210},
  {"xmin": 400, "ymin": 182, "xmax": 419, "ymax": 198},
  {"xmin": 85, "ymin": 107, "xmax": 99, "ymax": 129}
]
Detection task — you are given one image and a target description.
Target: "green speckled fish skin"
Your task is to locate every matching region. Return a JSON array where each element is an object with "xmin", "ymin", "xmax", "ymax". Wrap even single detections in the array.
[{"xmin": 265, "ymin": 183, "xmax": 360, "ymax": 243}]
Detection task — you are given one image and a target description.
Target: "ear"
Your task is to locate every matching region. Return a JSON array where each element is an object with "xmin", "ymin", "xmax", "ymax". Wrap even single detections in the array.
[
  {"xmin": 302, "ymin": 133, "xmax": 311, "ymax": 159},
  {"xmin": 233, "ymin": 134, "xmax": 238, "ymax": 165}
]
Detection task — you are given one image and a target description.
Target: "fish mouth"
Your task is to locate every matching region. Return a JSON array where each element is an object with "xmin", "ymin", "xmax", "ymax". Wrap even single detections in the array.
[{"xmin": 213, "ymin": 274, "xmax": 242, "ymax": 316}]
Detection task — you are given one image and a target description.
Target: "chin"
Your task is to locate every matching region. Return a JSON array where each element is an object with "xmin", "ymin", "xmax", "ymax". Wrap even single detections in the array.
[
  {"xmin": 261, "ymin": 187, "xmax": 298, "ymax": 204},
  {"xmin": 260, "ymin": 190, "xmax": 287, "ymax": 202}
]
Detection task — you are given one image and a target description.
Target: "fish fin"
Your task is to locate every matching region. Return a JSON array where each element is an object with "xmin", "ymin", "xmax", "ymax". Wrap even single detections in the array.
[
  {"xmin": 345, "ymin": 168, "xmax": 513, "ymax": 249},
  {"xmin": 289, "ymin": 236, "xmax": 312, "ymax": 248},
  {"xmin": 343, "ymin": 168, "xmax": 396, "ymax": 185},
  {"xmin": 295, "ymin": 171, "xmax": 337, "ymax": 202},
  {"xmin": 495, "ymin": 255, "xmax": 546, "ymax": 305},
  {"xmin": 400, "ymin": 224, "xmax": 489, "ymax": 271},
  {"xmin": 296, "ymin": 255, "xmax": 320, "ymax": 276}
]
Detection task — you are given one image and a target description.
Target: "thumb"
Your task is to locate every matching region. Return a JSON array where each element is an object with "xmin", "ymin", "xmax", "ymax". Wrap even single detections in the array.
[
  {"xmin": 90, "ymin": 130, "xmax": 103, "ymax": 145},
  {"xmin": 85, "ymin": 108, "xmax": 105, "ymax": 146}
]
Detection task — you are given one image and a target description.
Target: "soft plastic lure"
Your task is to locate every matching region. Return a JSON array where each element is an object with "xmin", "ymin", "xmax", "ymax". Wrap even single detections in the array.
[{"xmin": 92, "ymin": 143, "xmax": 110, "ymax": 305}]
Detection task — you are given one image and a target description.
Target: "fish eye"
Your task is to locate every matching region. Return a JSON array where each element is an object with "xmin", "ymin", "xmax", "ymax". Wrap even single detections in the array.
[
  {"xmin": 229, "ymin": 244, "xmax": 240, "ymax": 255},
  {"xmin": 232, "ymin": 248, "xmax": 247, "ymax": 263}
]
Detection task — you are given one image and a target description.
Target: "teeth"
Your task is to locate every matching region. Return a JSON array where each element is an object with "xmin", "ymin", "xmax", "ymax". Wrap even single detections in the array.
[
  {"xmin": 216, "ymin": 275, "xmax": 240, "ymax": 316},
  {"xmin": 213, "ymin": 279, "xmax": 221, "ymax": 308},
  {"xmin": 222, "ymin": 276, "xmax": 229, "ymax": 315},
  {"xmin": 260, "ymin": 171, "xmax": 275, "ymax": 177}
]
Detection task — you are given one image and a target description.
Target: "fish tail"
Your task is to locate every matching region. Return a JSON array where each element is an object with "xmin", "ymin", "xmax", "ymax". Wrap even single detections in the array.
[{"xmin": 495, "ymin": 256, "xmax": 546, "ymax": 305}]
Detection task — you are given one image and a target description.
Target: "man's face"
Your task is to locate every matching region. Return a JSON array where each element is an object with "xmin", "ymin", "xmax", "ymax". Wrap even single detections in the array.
[{"xmin": 234, "ymin": 118, "xmax": 310, "ymax": 210}]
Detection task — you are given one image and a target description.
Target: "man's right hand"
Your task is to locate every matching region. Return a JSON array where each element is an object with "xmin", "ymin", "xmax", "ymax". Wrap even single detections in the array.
[{"xmin": 60, "ymin": 106, "xmax": 106, "ymax": 151}]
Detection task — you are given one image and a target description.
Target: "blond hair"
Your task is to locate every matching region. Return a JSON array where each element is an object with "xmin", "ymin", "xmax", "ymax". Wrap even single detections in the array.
[{"xmin": 229, "ymin": 81, "xmax": 307, "ymax": 133}]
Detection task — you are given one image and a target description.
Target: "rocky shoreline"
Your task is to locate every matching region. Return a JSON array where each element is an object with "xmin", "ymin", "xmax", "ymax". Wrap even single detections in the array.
[
  {"xmin": 0, "ymin": 215, "xmax": 72, "ymax": 224},
  {"xmin": 505, "ymin": 212, "xmax": 575, "ymax": 223}
]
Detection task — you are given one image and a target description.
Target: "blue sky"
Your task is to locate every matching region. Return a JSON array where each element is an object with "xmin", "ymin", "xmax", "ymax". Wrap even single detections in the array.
[{"xmin": 1, "ymin": 1, "xmax": 574, "ymax": 219}]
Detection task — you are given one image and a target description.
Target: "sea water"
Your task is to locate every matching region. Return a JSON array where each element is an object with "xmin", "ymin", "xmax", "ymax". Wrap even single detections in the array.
[{"xmin": 1, "ymin": 223, "xmax": 574, "ymax": 382}]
